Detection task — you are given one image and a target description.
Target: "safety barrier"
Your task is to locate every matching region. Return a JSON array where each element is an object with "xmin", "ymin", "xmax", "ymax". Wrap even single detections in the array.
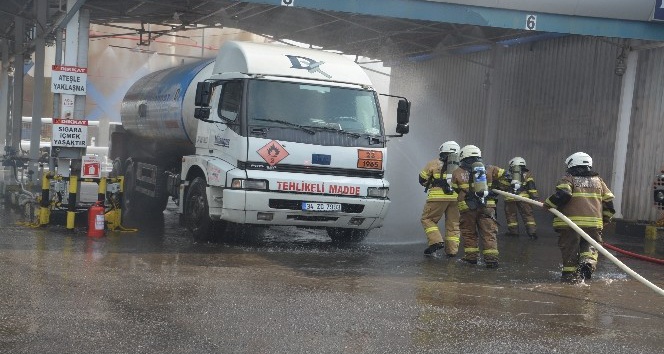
[{"xmin": 36, "ymin": 172, "xmax": 136, "ymax": 232}]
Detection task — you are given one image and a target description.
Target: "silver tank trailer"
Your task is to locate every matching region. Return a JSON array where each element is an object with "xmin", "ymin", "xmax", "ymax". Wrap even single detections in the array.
[{"xmin": 120, "ymin": 60, "xmax": 214, "ymax": 156}]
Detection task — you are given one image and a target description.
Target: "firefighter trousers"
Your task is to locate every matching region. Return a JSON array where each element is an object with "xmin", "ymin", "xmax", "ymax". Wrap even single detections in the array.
[
  {"xmin": 505, "ymin": 201, "xmax": 537, "ymax": 235},
  {"xmin": 459, "ymin": 207, "xmax": 499, "ymax": 263},
  {"xmin": 421, "ymin": 200, "xmax": 460, "ymax": 256},
  {"xmin": 557, "ymin": 228, "xmax": 602, "ymax": 276}
]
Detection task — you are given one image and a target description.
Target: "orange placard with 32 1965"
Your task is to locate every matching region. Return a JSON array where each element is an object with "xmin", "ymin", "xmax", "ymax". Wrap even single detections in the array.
[{"xmin": 357, "ymin": 149, "xmax": 383, "ymax": 170}]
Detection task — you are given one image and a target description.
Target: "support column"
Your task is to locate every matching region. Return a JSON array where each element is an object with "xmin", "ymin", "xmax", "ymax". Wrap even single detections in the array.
[
  {"xmin": 0, "ymin": 40, "xmax": 9, "ymax": 151},
  {"xmin": 483, "ymin": 45, "xmax": 502, "ymax": 164},
  {"xmin": 11, "ymin": 16, "xmax": 25, "ymax": 151},
  {"xmin": 611, "ymin": 48, "xmax": 639, "ymax": 219},
  {"xmin": 29, "ymin": 0, "xmax": 48, "ymax": 179},
  {"xmin": 73, "ymin": 9, "xmax": 89, "ymax": 121}
]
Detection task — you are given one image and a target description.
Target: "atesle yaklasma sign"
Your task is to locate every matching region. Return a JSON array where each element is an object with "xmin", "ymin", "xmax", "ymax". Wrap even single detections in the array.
[
  {"xmin": 51, "ymin": 65, "xmax": 87, "ymax": 95},
  {"xmin": 52, "ymin": 119, "xmax": 88, "ymax": 147}
]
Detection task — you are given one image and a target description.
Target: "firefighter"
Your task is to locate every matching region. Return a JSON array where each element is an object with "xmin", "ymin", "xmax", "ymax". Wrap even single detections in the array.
[
  {"xmin": 486, "ymin": 164, "xmax": 511, "ymax": 214},
  {"xmin": 504, "ymin": 157, "xmax": 539, "ymax": 239},
  {"xmin": 451, "ymin": 145, "xmax": 508, "ymax": 268},
  {"xmin": 543, "ymin": 152, "xmax": 615, "ymax": 283},
  {"xmin": 419, "ymin": 141, "xmax": 461, "ymax": 257}
]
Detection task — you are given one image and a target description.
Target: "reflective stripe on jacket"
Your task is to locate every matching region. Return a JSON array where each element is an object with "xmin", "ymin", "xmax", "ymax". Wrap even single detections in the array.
[
  {"xmin": 505, "ymin": 170, "xmax": 539, "ymax": 201},
  {"xmin": 419, "ymin": 158, "xmax": 458, "ymax": 201},
  {"xmin": 545, "ymin": 173, "xmax": 615, "ymax": 229}
]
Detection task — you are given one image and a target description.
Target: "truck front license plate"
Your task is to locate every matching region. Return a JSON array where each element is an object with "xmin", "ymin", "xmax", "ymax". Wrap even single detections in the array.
[{"xmin": 302, "ymin": 202, "xmax": 342, "ymax": 212}]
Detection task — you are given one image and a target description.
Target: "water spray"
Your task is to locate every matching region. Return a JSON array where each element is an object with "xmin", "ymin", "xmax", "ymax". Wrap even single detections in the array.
[{"xmin": 492, "ymin": 189, "xmax": 664, "ymax": 297}]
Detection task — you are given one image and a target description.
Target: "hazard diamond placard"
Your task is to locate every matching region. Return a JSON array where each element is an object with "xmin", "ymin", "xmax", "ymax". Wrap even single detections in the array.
[{"xmin": 257, "ymin": 140, "xmax": 289, "ymax": 166}]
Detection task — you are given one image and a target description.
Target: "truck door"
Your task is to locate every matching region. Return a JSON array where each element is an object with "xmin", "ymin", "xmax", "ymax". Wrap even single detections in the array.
[{"xmin": 206, "ymin": 80, "xmax": 243, "ymax": 163}]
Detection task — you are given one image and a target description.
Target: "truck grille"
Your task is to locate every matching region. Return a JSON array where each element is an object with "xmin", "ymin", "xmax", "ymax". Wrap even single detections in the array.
[
  {"xmin": 238, "ymin": 161, "xmax": 383, "ymax": 178},
  {"xmin": 269, "ymin": 199, "xmax": 365, "ymax": 213}
]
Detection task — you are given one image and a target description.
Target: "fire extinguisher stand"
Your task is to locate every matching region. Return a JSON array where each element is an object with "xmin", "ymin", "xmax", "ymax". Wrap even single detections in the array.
[{"xmin": 88, "ymin": 201, "xmax": 105, "ymax": 238}]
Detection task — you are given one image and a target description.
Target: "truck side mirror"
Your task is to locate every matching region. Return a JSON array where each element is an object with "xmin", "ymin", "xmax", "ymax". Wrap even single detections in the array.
[
  {"xmin": 396, "ymin": 123, "xmax": 409, "ymax": 135},
  {"xmin": 397, "ymin": 99, "xmax": 410, "ymax": 125},
  {"xmin": 195, "ymin": 82, "xmax": 212, "ymax": 107}
]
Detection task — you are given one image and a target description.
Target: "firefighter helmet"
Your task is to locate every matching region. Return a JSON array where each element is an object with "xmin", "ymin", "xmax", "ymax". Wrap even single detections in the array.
[
  {"xmin": 565, "ymin": 152, "xmax": 592, "ymax": 168},
  {"xmin": 509, "ymin": 157, "xmax": 526, "ymax": 168},
  {"xmin": 439, "ymin": 141, "xmax": 460, "ymax": 154},
  {"xmin": 459, "ymin": 145, "xmax": 481, "ymax": 160}
]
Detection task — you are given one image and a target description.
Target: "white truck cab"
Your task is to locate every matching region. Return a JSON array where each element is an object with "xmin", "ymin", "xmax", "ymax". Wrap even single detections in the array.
[{"xmin": 117, "ymin": 40, "xmax": 409, "ymax": 243}]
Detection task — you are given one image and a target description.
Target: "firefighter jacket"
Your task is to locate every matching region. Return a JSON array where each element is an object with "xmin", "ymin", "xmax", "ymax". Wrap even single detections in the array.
[
  {"xmin": 451, "ymin": 163, "xmax": 509, "ymax": 212},
  {"xmin": 544, "ymin": 170, "xmax": 615, "ymax": 229},
  {"xmin": 505, "ymin": 169, "xmax": 539, "ymax": 202},
  {"xmin": 419, "ymin": 158, "xmax": 458, "ymax": 201},
  {"xmin": 486, "ymin": 165, "xmax": 510, "ymax": 208}
]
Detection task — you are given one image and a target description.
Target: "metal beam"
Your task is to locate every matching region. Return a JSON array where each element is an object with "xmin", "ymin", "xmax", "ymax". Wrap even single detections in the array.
[{"xmin": 237, "ymin": 0, "xmax": 664, "ymax": 41}]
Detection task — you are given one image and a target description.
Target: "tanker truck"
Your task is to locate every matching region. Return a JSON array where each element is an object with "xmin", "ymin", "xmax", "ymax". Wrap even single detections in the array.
[{"xmin": 111, "ymin": 40, "xmax": 410, "ymax": 242}]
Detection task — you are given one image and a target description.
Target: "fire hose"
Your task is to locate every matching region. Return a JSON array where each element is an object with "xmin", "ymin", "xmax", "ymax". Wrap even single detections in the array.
[
  {"xmin": 492, "ymin": 189, "xmax": 664, "ymax": 297},
  {"xmin": 602, "ymin": 243, "xmax": 664, "ymax": 265}
]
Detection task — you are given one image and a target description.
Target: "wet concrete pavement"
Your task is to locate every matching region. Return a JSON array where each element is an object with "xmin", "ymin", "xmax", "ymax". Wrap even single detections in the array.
[{"xmin": 0, "ymin": 200, "xmax": 663, "ymax": 354}]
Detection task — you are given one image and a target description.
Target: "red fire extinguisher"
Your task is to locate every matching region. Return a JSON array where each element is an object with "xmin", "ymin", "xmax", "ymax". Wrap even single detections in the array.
[{"xmin": 87, "ymin": 201, "xmax": 105, "ymax": 238}]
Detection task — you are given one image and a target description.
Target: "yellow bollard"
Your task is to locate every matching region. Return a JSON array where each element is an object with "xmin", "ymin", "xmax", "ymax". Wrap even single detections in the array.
[
  {"xmin": 38, "ymin": 172, "xmax": 52, "ymax": 226},
  {"xmin": 645, "ymin": 225, "xmax": 658, "ymax": 241},
  {"xmin": 66, "ymin": 176, "xmax": 78, "ymax": 230},
  {"xmin": 97, "ymin": 177, "xmax": 107, "ymax": 203}
]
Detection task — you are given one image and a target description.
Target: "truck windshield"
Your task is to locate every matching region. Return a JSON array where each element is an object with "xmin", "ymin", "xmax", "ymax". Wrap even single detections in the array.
[{"xmin": 246, "ymin": 80, "xmax": 382, "ymax": 136}]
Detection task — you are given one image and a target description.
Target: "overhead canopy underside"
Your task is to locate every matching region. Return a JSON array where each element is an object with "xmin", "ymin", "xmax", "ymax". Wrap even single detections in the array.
[{"xmin": 1, "ymin": 0, "xmax": 664, "ymax": 62}]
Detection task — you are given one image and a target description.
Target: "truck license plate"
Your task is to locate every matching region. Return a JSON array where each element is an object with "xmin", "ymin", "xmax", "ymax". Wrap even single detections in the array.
[{"xmin": 302, "ymin": 202, "xmax": 342, "ymax": 212}]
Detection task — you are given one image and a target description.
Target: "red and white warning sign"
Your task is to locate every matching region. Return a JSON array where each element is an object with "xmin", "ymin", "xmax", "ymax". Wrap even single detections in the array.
[
  {"xmin": 51, "ymin": 65, "xmax": 87, "ymax": 95},
  {"xmin": 52, "ymin": 118, "xmax": 88, "ymax": 147},
  {"xmin": 81, "ymin": 155, "xmax": 102, "ymax": 179}
]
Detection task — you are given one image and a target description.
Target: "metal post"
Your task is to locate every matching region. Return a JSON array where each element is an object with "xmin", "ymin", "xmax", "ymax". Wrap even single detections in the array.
[
  {"xmin": 11, "ymin": 16, "xmax": 25, "ymax": 152},
  {"xmin": 0, "ymin": 39, "xmax": 9, "ymax": 151},
  {"xmin": 611, "ymin": 48, "xmax": 639, "ymax": 219},
  {"xmin": 482, "ymin": 45, "xmax": 502, "ymax": 163},
  {"xmin": 74, "ymin": 8, "xmax": 88, "ymax": 123},
  {"xmin": 30, "ymin": 0, "xmax": 48, "ymax": 182}
]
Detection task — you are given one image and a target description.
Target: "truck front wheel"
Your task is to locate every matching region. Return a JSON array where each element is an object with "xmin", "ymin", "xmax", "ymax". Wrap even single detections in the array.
[
  {"xmin": 185, "ymin": 177, "xmax": 214, "ymax": 242},
  {"xmin": 326, "ymin": 228, "xmax": 368, "ymax": 243}
]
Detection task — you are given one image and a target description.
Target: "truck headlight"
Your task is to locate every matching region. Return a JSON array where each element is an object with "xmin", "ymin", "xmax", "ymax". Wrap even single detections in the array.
[
  {"xmin": 231, "ymin": 178, "xmax": 268, "ymax": 190},
  {"xmin": 367, "ymin": 187, "xmax": 388, "ymax": 198}
]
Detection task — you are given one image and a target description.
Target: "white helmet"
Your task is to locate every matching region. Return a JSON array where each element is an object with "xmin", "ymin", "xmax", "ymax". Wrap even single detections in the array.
[
  {"xmin": 565, "ymin": 152, "xmax": 592, "ymax": 168},
  {"xmin": 439, "ymin": 141, "xmax": 460, "ymax": 154},
  {"xmin": 459, "ymin": 145, "xmax": 482, "ymax": 160},
  {"xmin": 509, "ymin": 157, "xmax": 526, "ymax": 167}
]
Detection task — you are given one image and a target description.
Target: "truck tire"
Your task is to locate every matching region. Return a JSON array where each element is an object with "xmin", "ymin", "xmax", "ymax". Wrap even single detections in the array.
[
  {"xmin": 185, "ymin": 177, "xmax": 214, "ymax": 242},
  {"xmin": 122, "ymin": 160, "xmax": 141, "ymax": 220},
  {"xmin": 326, "ymin": 228, "xmax": 368, "ymax": 243},
  {"xmin": 109, "ymin": 158, "xmax": 123, "ymax": 178}
]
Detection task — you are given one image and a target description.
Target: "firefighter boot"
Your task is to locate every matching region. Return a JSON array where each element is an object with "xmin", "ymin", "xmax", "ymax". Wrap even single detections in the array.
[
  {"xmin": 579, "ymin": 262, "xmax": 593, "ymax": 280},
  {"xmin": 560, "ymin": 272, "xmax": 581, "ymax": 284},
  {"xmin": 424, "ymin": 242, "xmax": 444, "ymax": 256}
]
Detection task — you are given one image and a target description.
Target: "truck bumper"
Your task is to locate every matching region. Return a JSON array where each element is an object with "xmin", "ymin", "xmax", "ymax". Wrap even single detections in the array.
[{"xmin": 209, "ymin": 188, "xmax": 389, "ymax": 230}]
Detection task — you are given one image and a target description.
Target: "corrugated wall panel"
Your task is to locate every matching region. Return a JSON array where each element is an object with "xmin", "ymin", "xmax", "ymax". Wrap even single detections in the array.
[
  {"xmin": 490, "ymin": 36, "xmax": 623, "ymax": 200},
  {"xmin": 385, "ymin": 35, "xmax": 636, "ymax": 238},
  {"xmin": 623, "ymin": 47, "xmax": 664, "ymax": 221}
]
